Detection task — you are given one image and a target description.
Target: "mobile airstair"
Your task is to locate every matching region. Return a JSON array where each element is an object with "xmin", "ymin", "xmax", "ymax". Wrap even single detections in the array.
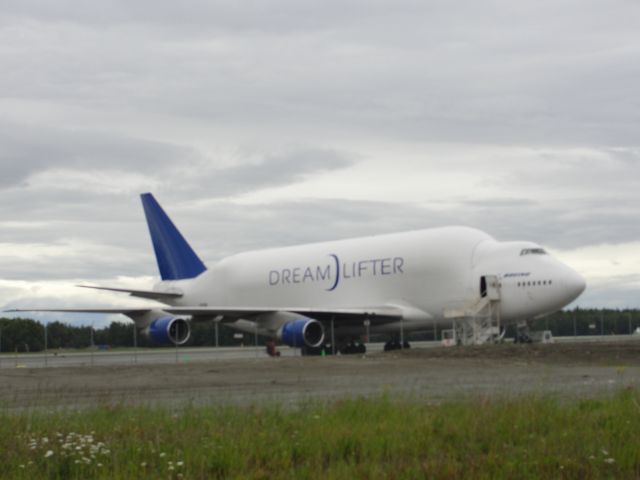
[{"xmin": 442, "ymin": 275, "xmax": 504, "ymax": 346}]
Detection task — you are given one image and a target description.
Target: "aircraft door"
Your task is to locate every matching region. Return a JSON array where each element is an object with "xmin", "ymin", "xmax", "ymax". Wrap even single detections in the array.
[{"xmin": 480, "ymin": 275, "xmax": 500, "ymax": 300}]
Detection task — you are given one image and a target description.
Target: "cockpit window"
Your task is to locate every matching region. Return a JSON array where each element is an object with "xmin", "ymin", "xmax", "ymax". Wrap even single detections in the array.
[{"xmin": 520, "ymin": 248, "xmax": 547, "ymax": 256}]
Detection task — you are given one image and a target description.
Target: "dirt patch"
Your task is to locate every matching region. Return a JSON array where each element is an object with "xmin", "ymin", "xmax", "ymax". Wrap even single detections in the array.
[{"xmin": 392, "ymin": 340, "xmax": 640, "ymax": 366}]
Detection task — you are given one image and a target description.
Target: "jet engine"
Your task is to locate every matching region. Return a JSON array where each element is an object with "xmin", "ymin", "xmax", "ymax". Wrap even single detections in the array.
[
  {"xmin": 143, "ymin": 316, "xmax": 191, "ymax": 346},
  {"xmin": 279, "ymin": 318, "xmax": 325, "ymax": 348}
]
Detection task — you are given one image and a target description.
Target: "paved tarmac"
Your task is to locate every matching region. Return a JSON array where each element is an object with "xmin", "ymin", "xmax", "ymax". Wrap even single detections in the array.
[
  {"xmin": 0, "ymin": 335, "xmax": 634, "ymax": 369},
  {"xmin": 1, "ymin": 345, "xmax": 297, "ymax": 369},
  {"xmin": 2, "ymin": 338, "xmax": 640, "ymax": 411},
  {"xmin": 0, "ymin": 342, "xmax": 409, "ymax": 369}
]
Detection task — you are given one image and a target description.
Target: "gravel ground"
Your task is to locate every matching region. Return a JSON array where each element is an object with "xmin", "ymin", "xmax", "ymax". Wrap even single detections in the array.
[{"xmin": 2, "ymin": 341, "xmax": 639, "ymax": 410}]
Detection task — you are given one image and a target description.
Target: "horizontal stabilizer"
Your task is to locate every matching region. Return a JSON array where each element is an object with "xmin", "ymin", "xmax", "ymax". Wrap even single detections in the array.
[
  {"xmin": 77, "ymin": 285, "xmax": 183, "ymax": 300},
  {"xmin": 4, "ymin": 307, "xmax": 153, "ymax": 315}
]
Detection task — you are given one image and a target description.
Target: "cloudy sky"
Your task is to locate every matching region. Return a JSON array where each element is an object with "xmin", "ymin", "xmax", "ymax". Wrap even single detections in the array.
[{"xmin": 1, "ymin": 0, "xmax": 639, "ymax": 325}]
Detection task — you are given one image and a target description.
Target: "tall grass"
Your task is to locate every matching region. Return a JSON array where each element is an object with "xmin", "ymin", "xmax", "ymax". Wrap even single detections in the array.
[{"xmin": 2, "ymin": 390, "xmax": 639, "ymax": 479}]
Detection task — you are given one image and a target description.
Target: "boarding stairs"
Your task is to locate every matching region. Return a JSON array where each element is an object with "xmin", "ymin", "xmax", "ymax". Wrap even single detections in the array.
[{"xmin": 443, "ymin": 275, "xmax": 503, "ymax": 346}]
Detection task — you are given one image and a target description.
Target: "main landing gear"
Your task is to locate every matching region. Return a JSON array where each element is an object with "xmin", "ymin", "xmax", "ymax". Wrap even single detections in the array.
[
  {"xmin": 340, "ymin": 341, "xmax": 366, "ymax": 355},
  {"xmin": 302, "ymin": 340, "xmax": 367, "ymax": 355},
  {"xmin": 265, "ymin": 339, "xmax": 281, "ymax": 357},
  {"xmin": 383, "ymin": 340, "xmax": 411, "ymax": 352}
]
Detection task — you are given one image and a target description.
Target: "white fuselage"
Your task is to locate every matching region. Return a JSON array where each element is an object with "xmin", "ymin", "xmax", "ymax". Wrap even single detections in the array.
[{"xmin": 158, "ymin": 226, "xmax": 585, "ymax": 336}]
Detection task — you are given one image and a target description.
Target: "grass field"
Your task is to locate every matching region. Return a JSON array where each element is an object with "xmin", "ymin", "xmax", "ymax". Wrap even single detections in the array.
[{"xmin": 2, "ymin": 389, "xmax": 639, "ymax": 479}]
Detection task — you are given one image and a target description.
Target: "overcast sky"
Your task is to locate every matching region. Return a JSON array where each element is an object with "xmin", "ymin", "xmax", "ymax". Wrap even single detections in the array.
[{"xmin": 1, "ymin": 1, "xmax": 639, "ymax": 325}]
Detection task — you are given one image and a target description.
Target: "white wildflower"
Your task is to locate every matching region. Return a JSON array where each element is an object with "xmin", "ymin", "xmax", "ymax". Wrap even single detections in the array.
[{"xmin": 44, "ymin": 450, "xmax": 54, "ymax": 458}]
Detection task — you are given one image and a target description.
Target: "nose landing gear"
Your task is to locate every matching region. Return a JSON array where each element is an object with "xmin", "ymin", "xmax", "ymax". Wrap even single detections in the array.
[{"xmin": 514, "ymin": 322, "xmax": 532, "ymax": 343}]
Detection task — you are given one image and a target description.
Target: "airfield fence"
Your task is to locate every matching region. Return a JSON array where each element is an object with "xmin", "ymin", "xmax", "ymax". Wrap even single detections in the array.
[{"xmin": 1, "ymin": 308, "xmax": 639, "ymax": 368}]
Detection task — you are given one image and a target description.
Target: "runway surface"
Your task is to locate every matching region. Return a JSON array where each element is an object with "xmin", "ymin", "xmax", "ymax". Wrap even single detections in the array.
[
  {"xmin": 0, "ymin": 341, "xmax": 423, "ymax": 369},
  {"xmin": 0, "ymin": 335, "xmax": 635, "ymax": 369},
  {"xmin": 2, "ymin": 338, "xmax": 640, "ymax": 410}
]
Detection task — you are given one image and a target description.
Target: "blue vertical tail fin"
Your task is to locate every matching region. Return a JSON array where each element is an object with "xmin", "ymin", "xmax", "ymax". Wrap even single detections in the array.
[{"xmin": 140, "ymin": 193, "xmax": 207, "ymax": 281}]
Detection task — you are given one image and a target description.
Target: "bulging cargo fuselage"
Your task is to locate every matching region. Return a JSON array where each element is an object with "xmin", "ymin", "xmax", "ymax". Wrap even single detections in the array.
[{"xmin": 160, "ymin": 226, "xmax": 585, "ymax": 336}]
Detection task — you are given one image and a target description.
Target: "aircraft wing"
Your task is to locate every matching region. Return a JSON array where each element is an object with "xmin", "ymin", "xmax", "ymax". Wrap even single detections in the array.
[
  {"xmin": 164, "ymin": 305, "xmax": 404, "ymax": 324},
  {"xmin": 5, "ymin": 305, "xmax": 405, "ymax": 325}
]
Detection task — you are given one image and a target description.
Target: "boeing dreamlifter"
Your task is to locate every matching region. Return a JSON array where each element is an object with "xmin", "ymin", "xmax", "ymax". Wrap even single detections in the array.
[{"xmin": 11, "ymin": 193, "xmax": 586, "ymax": 354}]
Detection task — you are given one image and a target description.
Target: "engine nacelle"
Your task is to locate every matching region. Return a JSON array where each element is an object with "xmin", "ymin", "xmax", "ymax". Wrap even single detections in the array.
[
  {"xmin": 144, "ymin": 316, "xmax": 190, "ymax": 346},
  {"xmin": 279, "ymin": 318, "xmax": 325, "ymax": 348}
]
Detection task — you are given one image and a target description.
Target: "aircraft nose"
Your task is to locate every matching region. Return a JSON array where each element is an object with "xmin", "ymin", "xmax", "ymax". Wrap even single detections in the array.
[{"xmin": 563, "ymin": 269, "xmax": 586, "ymax": 302}]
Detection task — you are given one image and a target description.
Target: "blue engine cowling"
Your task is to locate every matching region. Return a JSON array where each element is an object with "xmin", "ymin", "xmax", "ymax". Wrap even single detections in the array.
[
  {"xmin": 145, "ymin": 316, "xmax": 190, "ymax": 346},
  {"xmin": 280, "ymin": 318, "xmax": 325, "ymax": 348}
]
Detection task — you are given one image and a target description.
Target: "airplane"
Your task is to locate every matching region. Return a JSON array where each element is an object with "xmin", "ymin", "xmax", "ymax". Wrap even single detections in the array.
[{"xmin": 7, "ymin": 193, "xmax": 586, "ymax": 354}]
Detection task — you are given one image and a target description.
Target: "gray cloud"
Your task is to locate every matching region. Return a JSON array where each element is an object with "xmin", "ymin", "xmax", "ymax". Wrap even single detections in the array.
[
  {"xmin": 202, "ymin": 149, "xmax": 354, "ymax": 194},
  {"xmin": 1, "ymin": 1, "xmax": 638, "ymax": 146},
  {"xmin": 1, "ymin": 1, "xmax": 639, "ymax": 314},
  {"xmin": 0, "ymin": 121, "xmax": 200, "ymax": 186}
]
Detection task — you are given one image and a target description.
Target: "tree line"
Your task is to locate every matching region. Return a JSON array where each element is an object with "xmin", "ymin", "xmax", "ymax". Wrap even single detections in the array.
[
  {"xmin": 0, "ymin": 317, "xmax": 243, "ymax": 353},
  {"xmin": 1, "ymin": 308, "xmax": 639, "ymax": 353}
]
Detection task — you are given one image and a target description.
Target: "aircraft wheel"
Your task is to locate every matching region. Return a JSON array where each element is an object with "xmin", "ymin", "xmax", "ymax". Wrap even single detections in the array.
[
  {"xmin": 340, "ymin": 342, "xmax": 360, "ymax": 355},
  {"xmin": 384, "ymin": 340, "xmax": 403, "ymax": 352}
]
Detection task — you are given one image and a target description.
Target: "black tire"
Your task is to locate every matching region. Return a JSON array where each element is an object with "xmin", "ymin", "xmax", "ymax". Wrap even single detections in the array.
[
  {"xmin": 341, "ymin": 342, "xmax": 364, "ymax": 355},
  {"xmin": 384, "ymin": 341, "xmax": 403, "ymax": 352}
]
